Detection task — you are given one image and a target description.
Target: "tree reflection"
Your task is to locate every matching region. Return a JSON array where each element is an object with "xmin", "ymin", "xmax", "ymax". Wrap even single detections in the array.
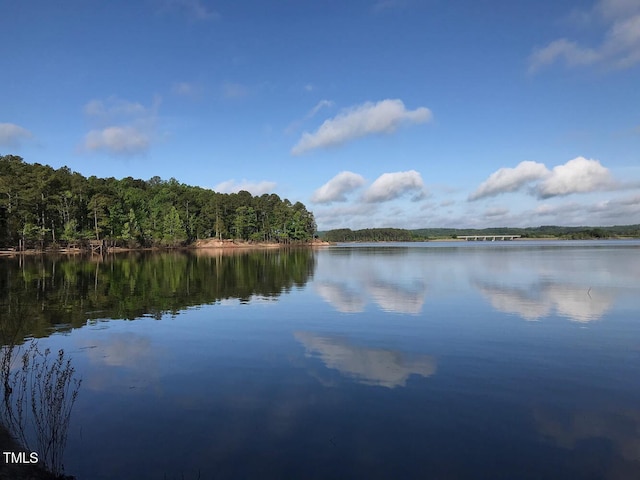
[{"xmin": 0, "ymin": 249, "xmax": 316, "ymax": 340}]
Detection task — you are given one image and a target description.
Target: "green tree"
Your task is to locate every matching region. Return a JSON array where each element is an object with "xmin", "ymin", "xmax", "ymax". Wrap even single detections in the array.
[{"xmin": 162, "ymin": 206, "xmax": 187, "ymax": 246}]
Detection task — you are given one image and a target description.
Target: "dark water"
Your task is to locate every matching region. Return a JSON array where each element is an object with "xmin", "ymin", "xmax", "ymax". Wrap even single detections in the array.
[{"xmin": 1, "ymin": 241, "xmax": 639, "ymax": 479}]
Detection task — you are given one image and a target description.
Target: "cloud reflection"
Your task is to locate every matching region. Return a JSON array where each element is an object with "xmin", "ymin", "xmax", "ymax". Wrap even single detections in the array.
[
  {"xmin": 367, "ymin": 280, "xmax": 427, "ymax": 314},
  {"xmin": 294, "ymin": 331, "xmax": 436, "ymax": 388},
  {"xmin": 535, "ymin": 408, "xmax": 640, "ymax": 479},
  {"xmin": 77, "ymin": 332, "xmax": 162, "ymax": 392},
  {"xmin": 475, "ymin": 282, "xmax": 615, "ymax": 322},
  {"xmin": 314, "ymin": 282, "xmax": 366, "ymax": 313}
]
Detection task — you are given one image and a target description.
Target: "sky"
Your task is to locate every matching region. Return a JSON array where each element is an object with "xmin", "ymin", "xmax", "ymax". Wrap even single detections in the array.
[{"xmin": 1, "ymin": 0, "xmax": 639, "ymax": 230}]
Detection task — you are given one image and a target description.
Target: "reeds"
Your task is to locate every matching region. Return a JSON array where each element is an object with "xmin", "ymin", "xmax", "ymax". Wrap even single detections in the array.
[{"xmin": 1, "ymin": 341, "xmax": 81, "ymax": 478}]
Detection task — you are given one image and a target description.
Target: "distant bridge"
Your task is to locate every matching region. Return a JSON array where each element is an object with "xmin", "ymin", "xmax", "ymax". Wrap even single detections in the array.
[{"xmin": 457, "ymin": 235, "xmax": 521, "ymax": 241}]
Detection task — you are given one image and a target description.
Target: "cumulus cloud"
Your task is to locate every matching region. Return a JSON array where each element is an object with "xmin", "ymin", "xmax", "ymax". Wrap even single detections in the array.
[
  {"xmin": 81, "ymin": 96, "xmax": 159, "ymax": 156},
  {"xmin": 0, "ymin": 123, "xmax": 33, "ymax": 147},
  {"xmin": 291, "ymin": 99, "xmax": 431, "ymax": 155},
  {"xmin": 536, "ymin": 156, "xmax": 614, "ymax": 198},
  {"xmin": 214, "ymin": 179, "xmax": 277, "ymax": 196},
  {"xmin": 311, "ymin": 171, "xmax": 366, "ymax": 204},
  {"xmin": 84, "ymin": 126, "xmax": 151, "ymax": 155},
  {"xmin": 362, "ymin": 170, "xmax": 426, "ymax": 203},
  {"xmin": 469, "ymin": 161, "xmax": 550, "ymax": 201},
  {"xmin": 471, "ymin": 157, "xmax": 619, "ymax": 201},
  {"xmin": 529, "ymin": 0, "xmax": 640, "ymax": 72}
]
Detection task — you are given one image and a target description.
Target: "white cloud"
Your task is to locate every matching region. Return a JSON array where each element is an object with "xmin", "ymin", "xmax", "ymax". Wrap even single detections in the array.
[
  {"xmin": 471, "ymin": 157, "xmax": 619, "ymax": 201},
  {"xmin": 529, "ymin": 0, "xmax": 640, "ymax": 72},
  {"xmin": 311, "ymin": 171, "xmax": 365, "ymax": 204},
  {"xmin": 291, "ymin": 99, "xmax": 431, "ymax": 155},
  {"xmin": 0, "ymin": 123, "xmax": 33, "ymax": 147},
  {"xmin": 529, "ymin": 39, "xmax": 600, "ymax": 72},
  {"xmin": 363, "ymin": 170, "xmax": 426, "ymax": 203},
  {"xmin": 84, "ymin": 126, "xmax": 151, "ymax": 155},
  {"xmin": 84, "ymin": 96, "xmax": 148, "ymax": 118},
  {"xmin": 308, "ymin": 99, "xmax": 334, "ymax": 118},
  {"xmin": 82, "ymin": 96, "xmax": 159, "ymax": 156},
  {"xmin": 469, "ymin": 161, "xmax": 550, "ymax": 201},
  {"xmin": 536, "ymin": 156, "xmax": 614, "ymax": 198},
  {"xmin": 214, "ymin": 179, "xmax": 277, "ymax": 196},
  {"xmin": 285, "ymin": 100, "xmax": 335, "ymax": 135}
]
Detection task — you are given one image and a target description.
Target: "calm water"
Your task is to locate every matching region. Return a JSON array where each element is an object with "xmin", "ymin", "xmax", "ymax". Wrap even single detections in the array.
[{"xmin": 1, "ymin": 241, "xmax": 639, "ymax": 479}]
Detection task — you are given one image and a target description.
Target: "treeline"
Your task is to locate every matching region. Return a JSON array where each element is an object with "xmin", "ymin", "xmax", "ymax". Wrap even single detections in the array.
[
  {"xmin": 411, "ymin": 225, "xmax": 640, "ymax": 239},
  {"xmin": 322, "ymin": 228, "xmax": 421, "ymax": 242},
  {"xmin": 320, "ymin": 224, "xmax": 640, "ymax": 242},
  {"xmin": 0, "ymin": 155, "xmax": 316, "ymax": 249}
]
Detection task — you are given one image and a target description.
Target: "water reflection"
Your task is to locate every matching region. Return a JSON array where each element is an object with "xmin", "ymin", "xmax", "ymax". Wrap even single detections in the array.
[
  {"xmin": 475, "ymin": 281, "xmax": 615, "ymax": 322},
  {"xmin": 77, "ymin": 332, "xmax": 162, "ymax": 392},
  {"xmin": 0, "ymin": 249, "xmax": 316, "ymax": 341},
  {"xmin": 294, "ymin": 331, "xmax": 436, "ymax": 388},
  {"xmin": 535, "ymin": 408, "xmax": 640, "ymax": 479},
  {"xmin": 313, "ymin": 248, "xmax": 428, "ymax": 314},
  {"xmin": 315, "ymin": 282, "xmax": 366, "ymax": 313},
  {"xmin": 367, "ymin": 280, "xmax": 426, "ymax": 314},
  {"xmin": 315, "ymin": 279, "xmax": 427, "ymax": 314},
  {"xmin": 1, "ymin": 242, "xmax": 639, "ymax": 479},
  {"xmin": 313, "ymin": 243, "xmax": 638, "ymax": 322}
]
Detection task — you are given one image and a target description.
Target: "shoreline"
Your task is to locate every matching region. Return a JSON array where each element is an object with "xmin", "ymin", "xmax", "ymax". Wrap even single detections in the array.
[
  {"xmin": 0, "ymin": 239, "xmax": 333, "ymax": 257},
  {"xmin": 4, "ymin": 236, "xmax": 640, "ymax": 257}
]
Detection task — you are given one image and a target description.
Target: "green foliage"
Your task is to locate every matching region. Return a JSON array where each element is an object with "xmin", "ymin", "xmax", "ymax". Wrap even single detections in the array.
[
  {"xmin": 162, "ymin": 206, "xmax": 187, "ymax": 246},
  {"xmin": 0, "ymin": 156, "xmax": 316, "ymax": 248},
  {"xmin": 322, "ymin": 228, "xmax": 418, "ymax": 242}
]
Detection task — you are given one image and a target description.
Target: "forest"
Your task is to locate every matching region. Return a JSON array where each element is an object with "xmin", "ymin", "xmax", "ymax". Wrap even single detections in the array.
[
  {"xmin": 321, "ymin": 228, "xmax": 420, "ymax": 242},
  {"xmin": 320, "ymin": 224, "xmax": 640, "ymax": 242},
  {"xmin": 410, "ymin": 225, "xmax": 640, "ymax": 240},
  {"xmin": 0, "ymin": 155, "xmax": 316, "ymax": 249}
]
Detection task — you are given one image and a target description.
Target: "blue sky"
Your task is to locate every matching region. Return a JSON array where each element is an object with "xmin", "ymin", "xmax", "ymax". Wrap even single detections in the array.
[{"xmin": 2, "ymin": 0, "xmax": 639, "ymax": 230}]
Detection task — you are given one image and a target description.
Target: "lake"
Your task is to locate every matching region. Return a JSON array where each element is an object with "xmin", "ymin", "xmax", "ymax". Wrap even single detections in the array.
[{"xmin": 1, "ymin": 241, "xmax": 639, "ymax": 479}]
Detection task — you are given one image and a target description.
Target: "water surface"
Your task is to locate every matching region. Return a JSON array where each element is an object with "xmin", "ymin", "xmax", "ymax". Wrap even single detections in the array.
[{"xmin": 1, "ymin": 241, "xmax": 639, "ymax": 479}]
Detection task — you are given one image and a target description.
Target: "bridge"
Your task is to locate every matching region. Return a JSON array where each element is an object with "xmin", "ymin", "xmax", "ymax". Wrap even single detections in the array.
[{"xmin": 457, "ymin": 235, "xmax": 521, "ymax": 241}]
